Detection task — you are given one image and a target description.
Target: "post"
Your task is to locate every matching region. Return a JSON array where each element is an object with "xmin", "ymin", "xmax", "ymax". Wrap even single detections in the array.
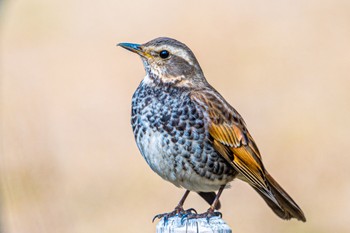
[{"xmin": 156, "ymin": 216, "xmax": 232, "ymax": 233}]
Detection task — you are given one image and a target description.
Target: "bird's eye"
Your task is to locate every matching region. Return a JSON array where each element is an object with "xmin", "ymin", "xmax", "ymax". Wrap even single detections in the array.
[{"xmin": 159, "ymin": 50, "xmax": 170, "ymax": 59}]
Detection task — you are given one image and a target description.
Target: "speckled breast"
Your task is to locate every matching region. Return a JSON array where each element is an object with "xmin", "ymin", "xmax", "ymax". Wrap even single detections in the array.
[{"xmin": 131, "ymin": 81, "xmax": 236, "ymax": 192}]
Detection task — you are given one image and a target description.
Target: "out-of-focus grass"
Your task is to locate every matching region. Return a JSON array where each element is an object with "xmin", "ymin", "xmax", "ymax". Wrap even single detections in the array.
[{"xmin": 1, "ymin": 0, "xmax": 350, "ymax": 233}]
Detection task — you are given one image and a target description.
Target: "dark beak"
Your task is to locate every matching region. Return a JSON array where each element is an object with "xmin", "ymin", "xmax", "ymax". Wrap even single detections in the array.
[{"xmin": 117, "ymin": 42, "xmax": 142, "ymax": 54}]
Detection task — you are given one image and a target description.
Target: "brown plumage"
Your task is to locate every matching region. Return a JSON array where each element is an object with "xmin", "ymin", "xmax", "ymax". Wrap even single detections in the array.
[
  {"xmin": 118, "ymin": 37, "xmax": 306, "ymax": 222},
  {"xmin": 192, "ymin": 90, "xmax": 305, "ymax": 221}
]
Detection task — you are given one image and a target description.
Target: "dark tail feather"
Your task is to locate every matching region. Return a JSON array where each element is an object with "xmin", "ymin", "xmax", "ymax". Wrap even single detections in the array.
[
  {"xmin": 197, "ymin": 192, "xmax": 221, "ymax": 210},
  {"xmin": 253, "ymin": 173, "xmax": 306, "ymax": 222}
]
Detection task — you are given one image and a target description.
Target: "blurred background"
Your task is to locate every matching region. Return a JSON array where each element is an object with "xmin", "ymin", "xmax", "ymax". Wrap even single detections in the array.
[{"xmin": 1, "ymin": 0, "xmax": 350, "ymax": 232}]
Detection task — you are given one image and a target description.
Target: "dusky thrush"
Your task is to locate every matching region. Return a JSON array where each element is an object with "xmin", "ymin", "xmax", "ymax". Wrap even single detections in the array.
[{"xmin": 118, "ymin": 37, "xmax": 306, "ymax": 222}]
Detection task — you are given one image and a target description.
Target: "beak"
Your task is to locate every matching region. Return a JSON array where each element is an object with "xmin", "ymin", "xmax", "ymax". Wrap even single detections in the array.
[{"xmin": 117, "ymin": 42, "xmax": 143, "ymax": 55}]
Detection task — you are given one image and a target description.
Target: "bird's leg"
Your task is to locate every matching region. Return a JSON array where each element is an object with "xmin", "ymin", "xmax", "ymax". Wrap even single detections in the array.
[
  {"xmin": 152, "ymin": 190, "xmax": 195, "ymax": 222},
  {"xmin": 204, "ymin": 185, "xmax": 225, "ymax": 217},
  {"xmin": 183, "ymin": 185, "xmax": 225, "ymax": 222},
  {"xmin": 174, "ymin": 190, "xmax": 190, "ymax": 214}
]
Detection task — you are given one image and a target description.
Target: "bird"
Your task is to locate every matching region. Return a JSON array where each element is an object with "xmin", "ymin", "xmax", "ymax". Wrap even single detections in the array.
[{"xmin": 118, "ymin": 37, "xmax": 306, "ymax": 222}]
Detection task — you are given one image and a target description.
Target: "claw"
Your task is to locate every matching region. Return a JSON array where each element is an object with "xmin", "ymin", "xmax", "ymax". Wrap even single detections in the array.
[
  {"xmin": 152, "ymin": 208, "xmax": 184, "ymax": 223},
  {"xmin": 153, "ymin": 207, "xmax": 217, "ymax": 225},
  {"xmin": 206, "ymin": 211, "xmax": 222, "ymax": 223},
  {"xmin": 180, "ymin": 213, "xmax": 189, "ymax": 225},
  {"xmin": 182, "ymin": 209, "xmax": 223, "ymax": 223},
  {"xmin": 206, "ymin": 215, "xmax": 211, "ymax": 223},
  {"xmin": 152, "ymin": 214, "xmax": 162, "ymax": 223},
  {"xmin": 185, "ymin": 208, "xmax": 197, "ymax": 214},
  {"xmin": 163, "ymin": 215, "xmax": 168, "ymax": 226}
]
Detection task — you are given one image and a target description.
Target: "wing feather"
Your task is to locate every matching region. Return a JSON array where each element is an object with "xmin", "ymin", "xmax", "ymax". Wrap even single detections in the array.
[{"xmin": 192, "ymin": 91, "xmax": 280, "ymax": 205}]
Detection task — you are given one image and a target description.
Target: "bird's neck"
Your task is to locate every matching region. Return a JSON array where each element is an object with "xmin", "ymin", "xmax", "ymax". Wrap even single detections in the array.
[
  {"xmin": 141, "ymin": 73, "xmax": 182, "ymax": 91},
  {"xmin": 142, "ymin": 70, "xmax": 208, "ymax": 91}
]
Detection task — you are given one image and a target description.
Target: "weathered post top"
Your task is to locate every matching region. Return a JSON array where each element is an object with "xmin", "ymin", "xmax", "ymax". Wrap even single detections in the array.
[{"xmin": 156, "ymin": 216, "xmax": 232, "ymax": 233}]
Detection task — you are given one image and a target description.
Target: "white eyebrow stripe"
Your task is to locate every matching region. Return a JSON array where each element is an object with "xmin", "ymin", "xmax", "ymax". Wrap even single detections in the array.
[
  {"xmin": 172, "ymin": 48, "xmax": 194, "ymax": 66},
  {"xmin": 148, "ymin": 45, "xmax": 194, "ymax": 66}
]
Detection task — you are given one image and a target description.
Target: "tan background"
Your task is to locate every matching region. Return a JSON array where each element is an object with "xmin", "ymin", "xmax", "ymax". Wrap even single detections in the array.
[{"xmin": 1, "ymin": 0, "xmax": 350, "ymax": 232}]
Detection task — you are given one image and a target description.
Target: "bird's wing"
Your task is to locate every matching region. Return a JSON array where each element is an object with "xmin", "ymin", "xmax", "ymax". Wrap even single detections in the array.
[{"xmin": 191, "ymin": 91, "xmax": 277, "ymax": 201}]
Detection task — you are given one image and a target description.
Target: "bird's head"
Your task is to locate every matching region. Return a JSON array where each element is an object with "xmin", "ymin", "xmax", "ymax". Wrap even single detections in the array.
[{"xmin": 118, "ymin": 37, "xmax": 206, "ymax": 87}]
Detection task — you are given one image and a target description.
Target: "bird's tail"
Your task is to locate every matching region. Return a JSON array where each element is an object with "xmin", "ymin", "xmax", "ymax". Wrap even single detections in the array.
[
  {"xmin": 197, "ymin": 192, "xmax": 221, "ymax": 210},
  {"xmin": 253, "ymin": 172, "xmax": 306, "ymax": 222}
]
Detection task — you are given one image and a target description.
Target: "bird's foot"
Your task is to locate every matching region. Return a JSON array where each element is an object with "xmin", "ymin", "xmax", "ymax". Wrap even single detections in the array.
[
  {"xmin": 152, "ymin": 207, "xmax": 197, "ymax": 223},
  {"xmin": 180, "ymin": 208, "xmax": 222, "ymax": 224}
]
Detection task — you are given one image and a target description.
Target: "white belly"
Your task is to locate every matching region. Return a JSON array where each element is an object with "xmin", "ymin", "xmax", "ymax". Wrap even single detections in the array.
[{"xmin": 136, "ymin": 130, "xmax": 231, "ymax": 192}]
